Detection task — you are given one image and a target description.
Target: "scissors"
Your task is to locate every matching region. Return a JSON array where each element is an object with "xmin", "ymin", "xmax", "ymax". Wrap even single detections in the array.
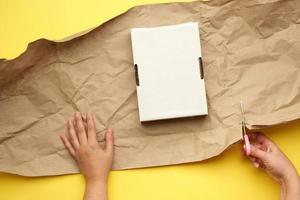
[{"xmin": 240, "ymin": 100, "xmax": 251, "ymax": 156}]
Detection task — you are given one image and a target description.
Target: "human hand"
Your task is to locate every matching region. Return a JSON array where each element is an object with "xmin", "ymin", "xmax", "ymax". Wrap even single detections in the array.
[
  {"xmin": 245, "ymin": 132, "xmax": 300, "ymax": 200},
  {"xmin": 246, "ymin": 132, "xmax": 297, "ymax": 183},
  {"xmin": 60, "ymin": 112, "xmax": 114, "ymax": 184}
]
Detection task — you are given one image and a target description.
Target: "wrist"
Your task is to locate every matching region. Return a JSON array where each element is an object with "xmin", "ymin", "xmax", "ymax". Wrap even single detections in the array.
[
  {"xmin": 86, "ymin": 177, "xmax": 108, "ymax": 186},
  {"xmin": 84, "ymin": 172, "xmax": 109, "ymax": 185},
  {"xmin": 275, "ymin": 162, "xmax": 297, "ymax": 185},
  {"xmin": 281, "ymin": 175, "xmax": 300, "ymax": 200},
  {"xmin": 279, "ymin": 170, "xmax": 300, "ymax": 192},
  {"xmin": 84, "ymin": 177, "xmax": 108, "ymax": 200}
]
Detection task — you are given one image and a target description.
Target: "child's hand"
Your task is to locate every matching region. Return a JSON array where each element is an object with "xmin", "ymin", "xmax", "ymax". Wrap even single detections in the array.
[
  {"xmin": 246, "ymin": 132, "xmax": 300, "ymax": 200},
  {"xmin": 60, "ymin": 112, "xmax": 114, "ymax": 184}
]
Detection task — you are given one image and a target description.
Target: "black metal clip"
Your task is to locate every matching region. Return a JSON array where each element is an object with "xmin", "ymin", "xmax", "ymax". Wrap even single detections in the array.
[
  {"xmin": 134, "ymin": 64, "xmax": 140, "ymax": 86},
  {"xmin": 198, "ymin": 57, "xmax": 204, "ymax": 79}
]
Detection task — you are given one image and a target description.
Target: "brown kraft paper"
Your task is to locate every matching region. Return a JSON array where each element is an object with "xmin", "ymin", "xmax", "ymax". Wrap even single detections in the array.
[{"xmin": 0, "ymin": 0, "xmax": 300, "ymax": 176}]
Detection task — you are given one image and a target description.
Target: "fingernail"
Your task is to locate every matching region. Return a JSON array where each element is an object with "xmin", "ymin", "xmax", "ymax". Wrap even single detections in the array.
[{"xmin": 254, "ymin": 162, "xmax": 260, "ymax": 168}]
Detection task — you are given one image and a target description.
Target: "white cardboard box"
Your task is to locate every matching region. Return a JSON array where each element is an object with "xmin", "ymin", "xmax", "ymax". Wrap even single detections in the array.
[{"xmin": 130, "ymin": 22, "xmax": 208, "ymax": 122}]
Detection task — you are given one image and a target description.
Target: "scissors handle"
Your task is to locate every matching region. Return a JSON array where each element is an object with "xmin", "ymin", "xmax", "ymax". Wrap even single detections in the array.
[{"xmin": 243, "ymin": 133, "xmax": 251, "ymax": 156}]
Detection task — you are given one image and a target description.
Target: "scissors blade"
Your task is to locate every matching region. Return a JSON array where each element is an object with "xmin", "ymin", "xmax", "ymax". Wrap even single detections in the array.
[
  {"xmin": 240, "ymin": 100, "xmax": 251, "ymax": 155},
  {"xmin": 240, "ymin": 100, "xmax": 246, "ymax": 134}
]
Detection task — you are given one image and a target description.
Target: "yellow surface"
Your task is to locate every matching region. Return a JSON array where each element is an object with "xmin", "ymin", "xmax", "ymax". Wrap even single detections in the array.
[
  {"xmin": 0, "ymin": 0, "xmax": 192, "ymax": 59},
  {"xmin": 0, "ymin": 1, "xmax": 299, "ymax": 200}
]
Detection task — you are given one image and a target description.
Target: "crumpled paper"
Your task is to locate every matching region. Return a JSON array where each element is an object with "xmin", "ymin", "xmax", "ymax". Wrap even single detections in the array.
[{"xmin": 0, "ymin": 0, "xmax": 299, "ymax": 176}]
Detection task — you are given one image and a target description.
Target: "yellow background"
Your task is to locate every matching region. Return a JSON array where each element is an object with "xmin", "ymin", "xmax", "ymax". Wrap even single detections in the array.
[{"xmin": 0, "ymin": 1, "xmax": 299, "ymax": 200}]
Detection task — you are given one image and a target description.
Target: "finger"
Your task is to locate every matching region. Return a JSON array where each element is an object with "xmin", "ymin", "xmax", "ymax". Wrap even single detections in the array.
[
  {"xmin": 249, "ymin": 132, "xmax": 273, "ymax": 146},
  {"xmin": 241, "ymin": 146, "xmax": 250, "ymax": 157},
  {"xmin": 251, "ymin": 140, "xmax": 272, "ymax": 154},
  {"xmin": 248, "ymin": 132, "xmax": 259, "ymax": 141},
  {"xmin": 249, "ymin": 156, "xmax": 256, "ymax": 163},
  {"xmin": 256, "ymin": 133, "xmax": 276, "ymax": 148},
  {"xmin": 249, "ymin": 155, "xmax": 264, "ymax": 169},
  {"xmin": 252, "ymin": 161, "xmax": 260, "ymax": 168},
  {"xmin": 247, "ymin": 153, "xmax": 260, "ymax": 168},
  {"xmin": 81, "ymin": 115, "xmax": 88, "ymax": 132},
  {"xmin": 105, "ymin": 128, "xmax": 114, "ymax": 155},
  {"xmin": 249, "ymin": 144, "xmax": 268, "ymax": 161},
  {"xmin": 60, "ymin": 134, "xmax": 76, "ymax": 157},
  {"xmin": 74, "ymin": 112, "xmax": 88, "ymax": 144},
  {"xmin": 252, "ymin": 141, "xmax": 262, "ymax": 150},
  {"xmin": 259, "ymin": 162, "xmax": 266, "ymax": 170},
  {"xmin": 256, "ymin": 158, "xmax": 265, "ymax": 168},
  {"xmin": 68, "ymin": 119, "xmax": 80, "ymax": 149},
  {"xmin": 86, "ymin": 112, "xmax": 97, "ymax": 145}
]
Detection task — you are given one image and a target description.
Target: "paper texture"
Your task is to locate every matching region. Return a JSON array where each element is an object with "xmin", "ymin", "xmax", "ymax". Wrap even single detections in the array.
[
  {"xmin": 131, "ymin": 22, "xmax": 208, "ymax": 121},
  {"xmin": 0, "ymin": 0, "xmax": 300, "ymax": 176}
]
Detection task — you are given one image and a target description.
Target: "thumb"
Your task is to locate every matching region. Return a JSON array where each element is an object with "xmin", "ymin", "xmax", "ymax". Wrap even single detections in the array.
[
  {"xmin": 105, "ymin": 128, "xmax": 114, "ymax": 155},
  {"xmin": 249, "ymin": 144, "xmax": 268, "ymax": 161}
]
